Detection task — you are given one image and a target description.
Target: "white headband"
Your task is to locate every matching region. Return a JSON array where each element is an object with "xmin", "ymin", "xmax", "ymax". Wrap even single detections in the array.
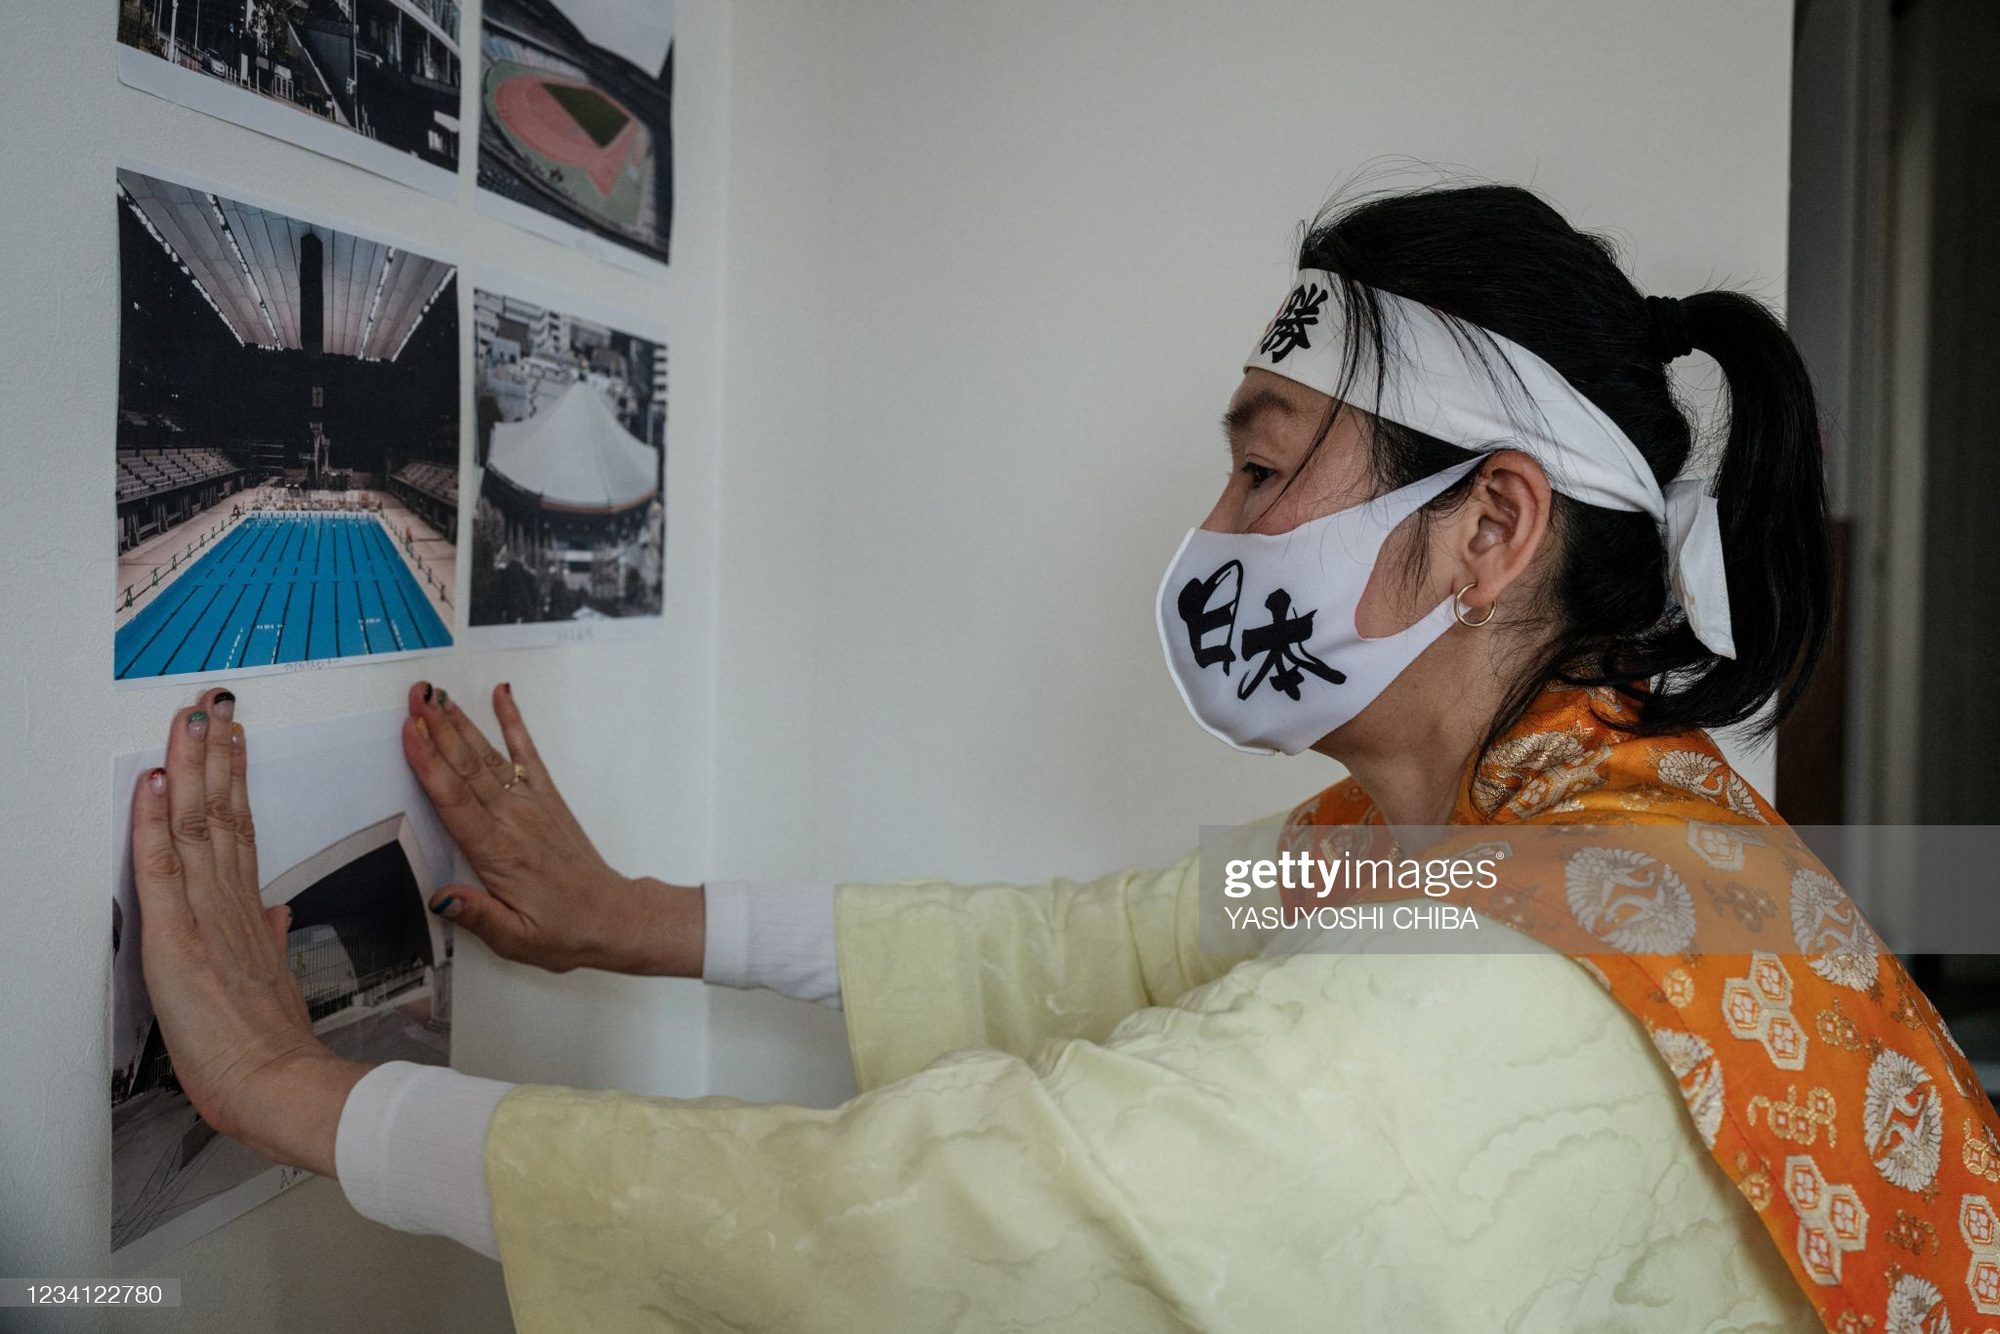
[{"xmin": 1244, "ymin": 271, "xmax": 1734, "ymax": 660}]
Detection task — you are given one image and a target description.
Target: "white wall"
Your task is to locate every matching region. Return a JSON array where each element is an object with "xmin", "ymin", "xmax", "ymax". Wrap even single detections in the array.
[
  {"xmin": 0, "ymin": 2, "xmax": 730, "ymax": 1330},
  {"xmin": 0, "ymin": 0, "xmax": 1796, "ymax": 1325},
  {"xmin": 706, "ymin": 0, "xmax": 1794, "ymax": 1105}
]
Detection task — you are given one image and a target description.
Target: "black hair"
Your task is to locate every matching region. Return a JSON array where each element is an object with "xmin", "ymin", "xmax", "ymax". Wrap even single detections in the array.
[{"xmin": 1280, "ymin": 179, "xmax": 1831, "ymax": 751}]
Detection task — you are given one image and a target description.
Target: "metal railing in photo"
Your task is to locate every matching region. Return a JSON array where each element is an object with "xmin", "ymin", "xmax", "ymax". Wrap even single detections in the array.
[
  {"xmin": 398, "ymin": 525, "xmax": 454, "ymax": 608},
  {"xmin": 117, "ymin": 512, "xmax": 241, "ymax": 614}
]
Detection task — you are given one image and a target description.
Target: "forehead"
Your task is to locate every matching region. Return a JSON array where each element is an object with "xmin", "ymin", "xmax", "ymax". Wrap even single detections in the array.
[{"xmin": 1224, "ymin": 368, "xmax": 1339, "ymax": 446}]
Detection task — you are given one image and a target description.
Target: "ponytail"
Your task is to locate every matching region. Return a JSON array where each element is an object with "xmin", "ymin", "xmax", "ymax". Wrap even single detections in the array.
[{"xmin": 1637, "ymin": 290, "xmax": 1832, "ymax": 736}]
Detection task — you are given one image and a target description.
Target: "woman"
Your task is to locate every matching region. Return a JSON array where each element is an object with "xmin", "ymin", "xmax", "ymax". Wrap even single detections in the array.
[{"xmin": 128, "ymin": 185, "xmax": 1995, "ymax": 1332}]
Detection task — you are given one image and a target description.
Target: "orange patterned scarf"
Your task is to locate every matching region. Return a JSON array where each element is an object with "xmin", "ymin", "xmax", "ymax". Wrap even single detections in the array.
[{"xmin": 1283, "ymin": 683, "xmax": 2000, "ymax": 1333}]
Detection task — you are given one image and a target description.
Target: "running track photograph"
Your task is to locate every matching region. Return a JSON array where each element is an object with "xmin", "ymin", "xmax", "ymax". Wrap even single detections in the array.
[{"xmin": 115, "ymin": 515, "xmax": 451, "ymax": 681}]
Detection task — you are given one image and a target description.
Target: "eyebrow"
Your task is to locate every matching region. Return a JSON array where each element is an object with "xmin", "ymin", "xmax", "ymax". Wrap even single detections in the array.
[{"xmin": 1220, "ymin": 389, "xmax": 1296, "ymax": 452}]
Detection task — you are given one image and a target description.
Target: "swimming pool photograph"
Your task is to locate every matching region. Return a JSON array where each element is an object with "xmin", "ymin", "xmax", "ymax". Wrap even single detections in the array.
[
  {"xmin": 112, "ymin": 165, "xmax": 461, "ymax": 685},
  {"xmin": 114, "ymin": 511, "xmax": 453, "ymax": 680}
]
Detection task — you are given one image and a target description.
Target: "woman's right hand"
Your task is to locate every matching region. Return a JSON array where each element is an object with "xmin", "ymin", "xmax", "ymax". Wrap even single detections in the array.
[{"xmin": 401, "ymin": 681, "xmax": 703, "ymax": 977}]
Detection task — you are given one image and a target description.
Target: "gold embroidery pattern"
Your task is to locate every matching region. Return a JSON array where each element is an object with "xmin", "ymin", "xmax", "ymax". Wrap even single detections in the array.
[
  {"xmin": 1566, "ymin": 846, "xmax": 1696, "ymax": 954},
  {"xmin": 1967, "ymin": 1120, "xmax": 2000, "ymax": 1185},
  {"xmin": 1734, "ymin": 1150, "xmax": 1775, "ymax": 1212},
  {"xmin": 1654, "ymin": 747, "xmax": 1766, "ymax": 820},
  {"xmin": 1660, "ymin": 967, "xmax": 1695, "ymax": 1009},
  {"xmin": 1688, "ymin": 819, "xmax": 1766, "ymax": 871},
  {"xmin": 1888, "ymin": 978, "xmax": 1927, "ymax": 1031},
  {"xmin": 1471, "ymin": 729, "xmax": 1611, "ymax": 820},
  {"xmin": 1703, "ymin": 879, "xmax": 1779, "ymax": 933},
  {"xmin": 1792, "ymin": 868, "xmax": 1882, "ymax": 993},
  {"xmin": 1749, "ymin": 1085, "xmax": 1839, "ymax": 1148},
  {"xmin": 1818, "ymin": 996, "xmax": 1867, "ymax": 1053},
  {"xmin": 1884, "ymin": 1272, "xmax": 1947, "ymax": 1330},
  {"xmin": 1723, "ymin": 954, "xmax": 1810, "ymax": 1071},
  {"xmin": 1865, "ymin": 1051, "xmax": 1945, "ymax": 1194},
  {"xmin": 1785, "ymin": 1155, "xmax": 1869, "ymax": 1285},
  {"xmin": 1885, "ymin": 1210, "xmax": 1940, "ymax": 1256},
  {"xmin": 1961, "ymin": 1195, "xmax": 2000, "ymax": 1315},
  {"xmin": 1651, "ymin": 1026, "xmax": 1724, "ymax": 1148}
]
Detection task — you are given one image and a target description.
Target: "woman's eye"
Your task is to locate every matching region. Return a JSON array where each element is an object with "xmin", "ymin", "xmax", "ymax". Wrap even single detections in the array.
[{"xmin": 1240, "ymin": 462, "xmax": 1276, "ymax": 487}]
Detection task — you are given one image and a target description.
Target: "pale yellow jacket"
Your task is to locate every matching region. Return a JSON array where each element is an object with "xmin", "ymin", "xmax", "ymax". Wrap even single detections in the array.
[{"xmin": 483, "ymin": 835, "xmax": 1817, "ymax": 1332}]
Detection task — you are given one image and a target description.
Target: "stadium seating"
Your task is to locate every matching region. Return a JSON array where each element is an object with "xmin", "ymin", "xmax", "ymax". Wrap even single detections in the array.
[
  {"xmin": 115, "ymin": 447, "xmax": 241, "ymax": 502},
  {"xmin": 392, "ymin": 461, "xmax": 459, "ymax": 507}
]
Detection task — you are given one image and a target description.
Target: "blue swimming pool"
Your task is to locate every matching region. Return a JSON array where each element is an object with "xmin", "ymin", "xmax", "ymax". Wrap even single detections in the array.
[{"xmin": 115, "ymin": 515, "xmax": 451, "ymax": 680}]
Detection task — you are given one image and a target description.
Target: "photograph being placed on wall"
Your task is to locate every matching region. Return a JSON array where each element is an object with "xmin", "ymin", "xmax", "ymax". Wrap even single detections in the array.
[
  {"xmin": 475, "ymin": 0, "xmax": 674, "ymax": 275},
  {"xmin": 114, "ymin": 0, "xmax": 463, "ymax": 198},
  {"xmin": 110, "ymin": 709, "xmax": 455, "ymax": 1276},
  {"xmin": 466, "ymin": 281, "xmax": 665, "ymax": 648},
  {"xmin": 113, "ymin": 164, "xmax": 460, "ymax": 686}
]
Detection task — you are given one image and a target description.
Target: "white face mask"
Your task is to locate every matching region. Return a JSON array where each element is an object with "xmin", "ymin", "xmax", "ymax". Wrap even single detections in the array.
[{"xmin": 1155, "ymin": 459, "xmax": 1481, "ymax": 756}]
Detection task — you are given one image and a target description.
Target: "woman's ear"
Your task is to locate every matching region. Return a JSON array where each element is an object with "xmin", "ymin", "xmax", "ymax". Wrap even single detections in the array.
[{"xmin": 1452, "ymin": 450, "xmax": 1553, "ymax": 618}]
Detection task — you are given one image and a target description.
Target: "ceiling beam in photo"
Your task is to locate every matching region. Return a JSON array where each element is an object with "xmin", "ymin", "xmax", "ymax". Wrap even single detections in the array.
[{"xmin": 117, "ymin": 170, "xmax": 452, "ymax": 361}]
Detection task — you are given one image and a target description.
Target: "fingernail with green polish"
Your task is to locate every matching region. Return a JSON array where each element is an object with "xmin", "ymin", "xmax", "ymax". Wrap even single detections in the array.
[
  {"xmin": 187, "ymin": 710, "xmax": 209, "ymax": 739},
  {"xmin": 430, "ymin": 895, "xmax": 457, "ymax": 916}
]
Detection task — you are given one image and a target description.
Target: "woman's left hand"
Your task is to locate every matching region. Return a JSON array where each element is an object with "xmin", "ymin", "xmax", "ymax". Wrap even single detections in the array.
[{"xmin": 130, "ymin": 687, "xmax": 370, "ymax": 1177}]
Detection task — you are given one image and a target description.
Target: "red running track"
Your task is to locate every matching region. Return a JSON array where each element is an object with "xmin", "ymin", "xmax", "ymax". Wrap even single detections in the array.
[{"xmin": 492, "ymin": 73, "xmax": 641, "ymax": 201}]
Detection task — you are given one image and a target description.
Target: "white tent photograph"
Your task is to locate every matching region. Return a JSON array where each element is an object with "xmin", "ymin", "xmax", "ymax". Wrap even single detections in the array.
[{"xmin": 467, "ymin": 282, "xmax": 665, "ymax": 646}]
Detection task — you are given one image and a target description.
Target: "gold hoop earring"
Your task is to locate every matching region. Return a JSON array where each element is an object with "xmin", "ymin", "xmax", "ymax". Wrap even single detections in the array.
[{"xmin": 1453, "ymin": 582, "xmax": 1496, "ymax": 628}]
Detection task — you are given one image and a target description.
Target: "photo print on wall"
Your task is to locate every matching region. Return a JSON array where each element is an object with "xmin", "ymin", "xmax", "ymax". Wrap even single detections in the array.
[
  {"xmin": 475, "ymin": 0, "xmax": 675, "ymax": 276},
  {"xmin": 114, "ymin": 0, "xmax": 463, "ymax": 199},
  {"xmin": 113, "ymin": 164, "xmax": 460, "ymax": 686},
  {"xmin": 110, "ymin": 710, "xmax": 455, "ymax": 1276},
  {"xmin": 466, "ymin": 277, "xmax": 665, "ymax": 648}
]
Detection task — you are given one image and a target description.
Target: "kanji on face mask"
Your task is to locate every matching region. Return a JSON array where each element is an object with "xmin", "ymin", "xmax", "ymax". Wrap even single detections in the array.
[
  {"xmin": 1157, "ymin": 458, "xmax": 1480, "ymax": 756},
  {"xmin": 1174, "ymin": 561, "xmax": 1242, "ymax": 674},
  {"xmin": 1235, "ymin": 589, "xmax": 1345, "ymax": 701}
]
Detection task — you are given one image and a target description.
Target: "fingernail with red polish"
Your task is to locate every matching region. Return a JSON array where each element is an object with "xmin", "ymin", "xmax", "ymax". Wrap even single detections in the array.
[
  {"xmin": 187, "ymin": 710, "xmax": 208, "ymax": 739},
  {"xmin": 148, "ymin": 768, "xmax": 167, "ymax": 794},
  {"xmin": 212, "ymin": 691, "xmax": 235, "ymax": 722},
  {"xmin": 501, "ymin": 682, "xmax": 512, "ymax": 696}
]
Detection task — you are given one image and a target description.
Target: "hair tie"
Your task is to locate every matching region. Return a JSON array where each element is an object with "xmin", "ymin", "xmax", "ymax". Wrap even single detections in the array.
[{"xmin": 1644, "ymin": 294, "xmax": 1695, "ymax": 362}]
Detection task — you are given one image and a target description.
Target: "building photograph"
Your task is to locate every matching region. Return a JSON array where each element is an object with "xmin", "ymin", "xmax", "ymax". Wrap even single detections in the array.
[
  {"xmin": 112, "ymin": 808, "xmax": 450, "ymax": 1264},
  {"xmin": 116, "ymin": 0, "xmax": 463, "ymax": 182},
  {"xmin": 469, "ymin": 286, "xmax": 665, "ymax": 631},
  {"xmin": 112, "ymin": 166, "xmax": 459, "ymax": 682},
  {"xmin": 477, "ymin": 0, "xmax": 673, "ymax": 265}
]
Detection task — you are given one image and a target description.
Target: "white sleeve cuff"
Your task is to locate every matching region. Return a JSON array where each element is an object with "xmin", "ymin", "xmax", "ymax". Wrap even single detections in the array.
[
  {"xmin": 701, "ymin": 880, "xmax": 842, "ymax": 1009},
  {"xmin": 336, "ymin": 884, "xmax": 839, "ymax": 1257},
  {"xmin": 335, "ymin": 1060, "xmax": 516, "ymax": 1261}
]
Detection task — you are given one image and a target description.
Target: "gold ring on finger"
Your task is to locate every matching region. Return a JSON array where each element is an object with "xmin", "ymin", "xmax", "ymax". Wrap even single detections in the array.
[{"xmin": 500, "ymin": 762, "xmax": 527, "ymax": 792}]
